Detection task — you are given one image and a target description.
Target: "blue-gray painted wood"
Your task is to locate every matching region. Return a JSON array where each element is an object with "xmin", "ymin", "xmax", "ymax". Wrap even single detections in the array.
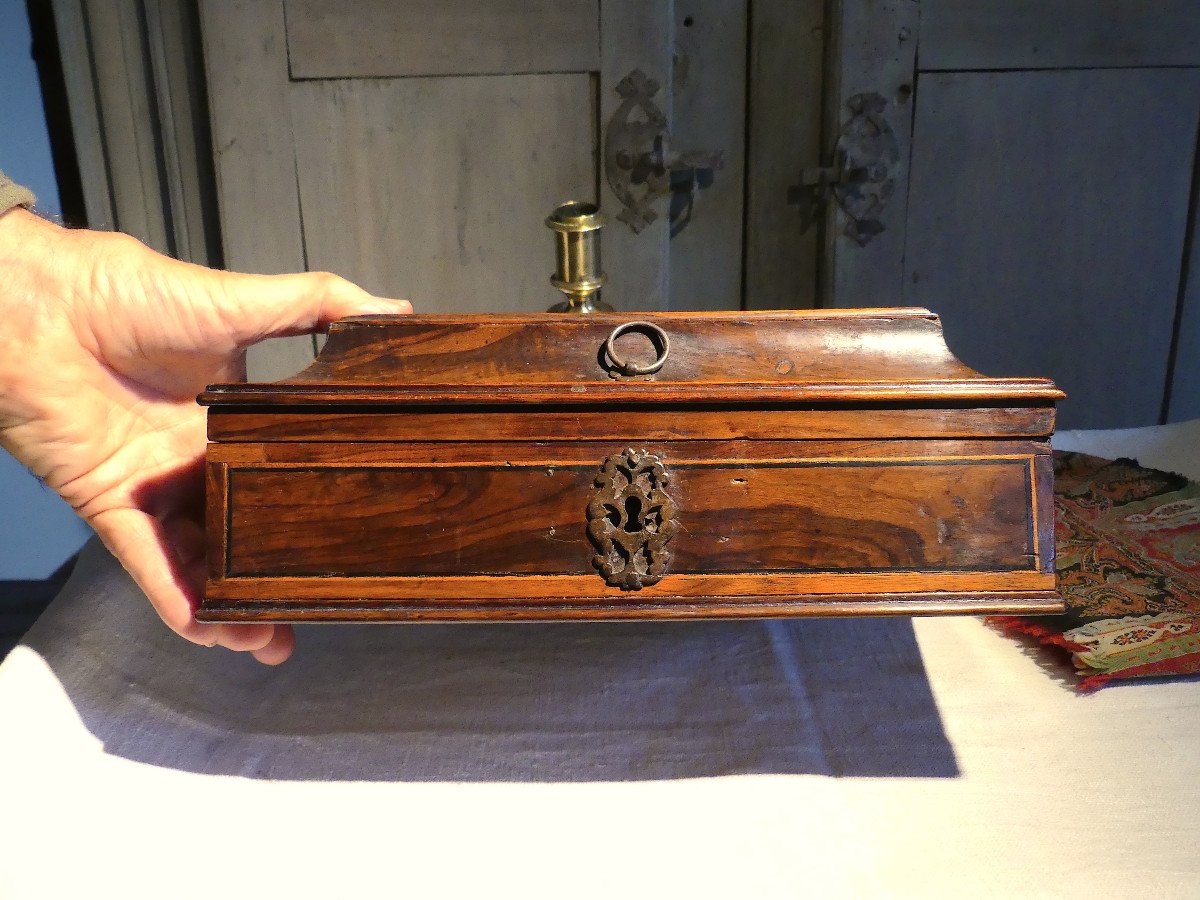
[
  {"xmin": 903, "ymin": 68, "xmax": 1200, "ymax": 429},
  {"xmin": 921, "ymin": 0, "xmax": 1200, "ymax": 72}
]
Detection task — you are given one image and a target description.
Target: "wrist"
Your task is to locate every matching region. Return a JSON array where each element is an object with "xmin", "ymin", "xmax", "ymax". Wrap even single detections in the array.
[{"xmin": 0, "ymin": 208, "xmax": 72, "ymax": 429}]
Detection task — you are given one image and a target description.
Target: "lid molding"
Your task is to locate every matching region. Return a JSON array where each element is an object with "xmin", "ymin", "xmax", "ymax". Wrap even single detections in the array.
[{"xmin": 201, "ymin": 309, "xmax": 1064, "ymax": 407}]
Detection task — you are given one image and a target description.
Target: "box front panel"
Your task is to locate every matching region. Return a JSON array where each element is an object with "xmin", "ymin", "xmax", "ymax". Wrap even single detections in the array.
[
  {"xmin": 224, "ymin": 458, "xmax": 1034, "ymax": 576},
  {"xmin": 203, "ymin": 439, "xmax": 1058, "ymax": 620}
]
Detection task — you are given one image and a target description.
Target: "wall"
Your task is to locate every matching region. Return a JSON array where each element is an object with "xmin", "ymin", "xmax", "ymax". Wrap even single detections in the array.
[{"xmin": 0, "ymin": 0, "xmax": 93, "ymax": 579}]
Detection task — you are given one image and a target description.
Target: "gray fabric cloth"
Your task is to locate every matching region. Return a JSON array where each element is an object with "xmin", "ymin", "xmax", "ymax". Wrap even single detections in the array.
[
  {"xmin": 0, "ymin": 169, "xmax": 36, "ymax": 214},
  {"xmin": 12, "ymin": 538, "xmax": 957, "ymax": 782}
]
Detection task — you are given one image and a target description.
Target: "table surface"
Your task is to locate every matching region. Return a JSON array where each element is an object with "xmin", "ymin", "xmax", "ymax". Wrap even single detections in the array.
[{"xmin": 1, "ymin": 421, "xmax": 1198, "ymax": 900}]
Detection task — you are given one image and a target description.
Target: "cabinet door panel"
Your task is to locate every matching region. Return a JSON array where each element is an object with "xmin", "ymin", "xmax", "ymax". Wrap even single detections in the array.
[
  {"xmin": 291, "ymin": 76, "xmax": 595, "ymax": 312},
  {"xmin": 920, "ymin": 0, "xmax": 1200, "ymax": 71},
  {"xmin": 284, "ymin": 0, "xmax": 599, "ymax": 78},
  {"xmin": 902, "ymin": 68, "xmax": 1200, "ymax": 429}
]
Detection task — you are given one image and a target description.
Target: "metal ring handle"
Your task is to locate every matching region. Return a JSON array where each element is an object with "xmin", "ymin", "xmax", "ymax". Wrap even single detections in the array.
[{"xmin": 603, "ymin": 321, "xmax": 671, "ymax": 376}]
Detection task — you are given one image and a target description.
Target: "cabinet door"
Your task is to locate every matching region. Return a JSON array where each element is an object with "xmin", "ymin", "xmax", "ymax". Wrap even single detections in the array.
[
  {"xmin": 823, "ymin": 0, "xmax": 1200, "ymax": 428},
  {"xmin": 203, "ymin": 0, "xmax": 765, "ymax": 379}
]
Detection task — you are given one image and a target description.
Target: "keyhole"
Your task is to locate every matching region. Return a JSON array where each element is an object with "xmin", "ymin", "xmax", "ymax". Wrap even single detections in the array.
[{"xmin": 623, "ymin": 496, "xmax": 644, "ymax": 532}]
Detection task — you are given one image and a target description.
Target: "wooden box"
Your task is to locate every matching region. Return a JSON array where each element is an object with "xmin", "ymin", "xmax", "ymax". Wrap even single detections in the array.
[{"xmin": 198, "ymin": 308, "xmax": 1064, "ymax": 623}]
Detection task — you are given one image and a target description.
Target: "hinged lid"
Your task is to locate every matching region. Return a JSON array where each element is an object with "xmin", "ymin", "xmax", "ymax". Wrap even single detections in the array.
[{"xmin": 199, "ymin": 308, "xmax": 1063, "ymax": 408}]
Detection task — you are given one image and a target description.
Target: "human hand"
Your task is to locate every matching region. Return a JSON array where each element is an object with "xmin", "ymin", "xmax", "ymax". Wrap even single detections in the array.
[{"xmin": 0, "ymin": 208, "xmax": 410, "ymax": 663}]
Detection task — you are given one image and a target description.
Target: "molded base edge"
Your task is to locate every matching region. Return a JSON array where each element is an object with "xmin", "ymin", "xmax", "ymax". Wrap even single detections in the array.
[{"xmin": 197, "ymin": 591, "xmax": 1065, "ymax": 623}]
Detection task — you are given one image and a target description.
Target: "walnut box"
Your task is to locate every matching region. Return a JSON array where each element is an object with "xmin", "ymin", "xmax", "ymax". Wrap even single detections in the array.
[{"xmin": 198, "ymin": 308, "xmax": 1065, "ymax": 622}]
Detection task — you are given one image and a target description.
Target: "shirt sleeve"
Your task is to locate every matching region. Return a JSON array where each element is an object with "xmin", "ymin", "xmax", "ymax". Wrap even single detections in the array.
[{"xmin": 0, "ymin": 169, "xmax": 37, "ymax": 215}]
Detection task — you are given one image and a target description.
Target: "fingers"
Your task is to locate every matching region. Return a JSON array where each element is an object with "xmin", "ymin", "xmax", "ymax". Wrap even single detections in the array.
[
  {"xmin": 214, "ymin": 269, "xmax": 412, "ymax": 348},
  {"xmin": 89, "ymin": 506, "xmax": 294, "ymax": 664},
  {"xmin": 252, "ymin": 625, "xmax": 295, "ymax": 666},
  {"xmin": 210, "ymin": 622, "xmax": 278, "ymax": 652},
  {"xmin": 91, "ymin": 506, "xmax": 213, "ymax": 640}
]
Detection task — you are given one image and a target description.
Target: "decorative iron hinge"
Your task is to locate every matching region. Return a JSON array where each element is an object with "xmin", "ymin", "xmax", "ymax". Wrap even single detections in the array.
[
  {"xmin": 604, "ymin": 69, "xmax": 724, "ymax": 234},
  {"xmin": 790, "ymin": 92, "xmax": 899, "ymax": 247}
]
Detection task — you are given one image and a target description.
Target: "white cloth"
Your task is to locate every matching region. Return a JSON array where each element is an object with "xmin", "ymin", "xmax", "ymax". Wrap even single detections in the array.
[{"xmin": 1, "ymin": 424, "xmax": 1199, "ymax": 899}]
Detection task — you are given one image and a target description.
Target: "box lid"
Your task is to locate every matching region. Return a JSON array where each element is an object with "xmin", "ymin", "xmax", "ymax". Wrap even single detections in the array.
[{"xmin": 199, "ymin": 308, "xmax": 1063, "ymax": 408}]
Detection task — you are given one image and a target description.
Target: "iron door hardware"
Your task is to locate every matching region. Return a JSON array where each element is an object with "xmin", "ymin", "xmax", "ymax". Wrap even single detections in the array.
[
  {"xmin": 791, "ymin": 92, "xmax": 899, "ymax": 247},
  {"xmin": 605, "ymin": 69, "xmax": 724, "ymax": 234}
]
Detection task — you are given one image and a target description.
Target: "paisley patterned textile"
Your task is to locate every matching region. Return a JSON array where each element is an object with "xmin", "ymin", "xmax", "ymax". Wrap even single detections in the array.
[{"xmin": 991, "ymin": 451, "xmax": 1200, "ymax": 691}]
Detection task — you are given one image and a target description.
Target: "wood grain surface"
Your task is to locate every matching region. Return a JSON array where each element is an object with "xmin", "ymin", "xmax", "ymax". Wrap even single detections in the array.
[
  {"xmin": 199, "ymin": 310, "xmax": 1064, "ymax": 407},
  {"xmin": 222, "ymin": 453, "xmax": 1036, "ymax": 577},
  {"xmin": 208, "ymin": 405, "xmax": 1055, "ymax": 443},
  {"xmin": 197, "ymin": 592, "xmax": 1063, "ymax": 623}
]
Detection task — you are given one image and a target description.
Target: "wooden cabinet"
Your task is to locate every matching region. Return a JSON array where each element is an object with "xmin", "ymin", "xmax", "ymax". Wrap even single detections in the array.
[{"xmin": 46, "ymin": 0, "xmax": 1200, "ymax": 427}]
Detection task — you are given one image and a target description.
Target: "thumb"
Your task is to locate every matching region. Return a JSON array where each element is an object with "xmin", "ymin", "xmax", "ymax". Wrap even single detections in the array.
[{"xmin": 214, "ymin": 269, "xmax": 412, "ymax": 347}]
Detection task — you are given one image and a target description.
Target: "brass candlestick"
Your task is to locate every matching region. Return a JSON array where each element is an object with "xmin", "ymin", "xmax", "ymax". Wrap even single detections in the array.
[{"xmin": 546, "ymin": 201, "xmax": 613, "ymax": 313}]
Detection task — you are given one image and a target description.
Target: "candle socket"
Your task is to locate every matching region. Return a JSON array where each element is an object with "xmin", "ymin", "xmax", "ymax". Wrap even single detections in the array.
[{"xmin": 546, "ymin": 201, "xmax": 612, "ymax": 313}]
